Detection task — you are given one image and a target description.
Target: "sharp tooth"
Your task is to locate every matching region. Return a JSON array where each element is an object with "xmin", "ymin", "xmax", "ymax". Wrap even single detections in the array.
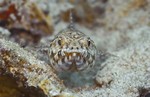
[
  {"xmin": 77, "ymin": 56, "xmax": 80, "ymax": 60},
  {"xmin": 65, "ymin": 57, "xmax": 68, "ymax": 62},
  {"xmin": 73, "ymin": 53, "xmax": 76, "ymax": 57},
  {"xmin": 69, "ymin": 55, "xmax": 72, "ymax": 60},
  {"xmin": 80, "ymin": 58, "xmax": 83, "ymax": 63}
]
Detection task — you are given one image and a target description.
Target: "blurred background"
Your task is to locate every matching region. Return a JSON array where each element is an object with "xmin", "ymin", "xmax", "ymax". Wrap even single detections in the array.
[
  {"xmin": 0, "ymin": 0, "xmax": 149, "ymax": 51},
  {"xmin": 0, "ymin": 0, "xmax": 108, "ymax": 47},
  {"xmin": 0, "ymin": 0, "xmax": 150, "ymax": 96}
]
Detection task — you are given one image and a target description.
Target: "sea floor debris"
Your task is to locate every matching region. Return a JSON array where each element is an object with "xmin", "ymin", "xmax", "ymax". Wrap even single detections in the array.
[{"xmin": 0, "ymin": 0, "xmax": 150, "ymax": 97}]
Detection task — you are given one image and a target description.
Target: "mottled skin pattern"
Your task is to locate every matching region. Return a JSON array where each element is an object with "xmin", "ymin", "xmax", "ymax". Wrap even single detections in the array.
[{"xmin": 48, "ymin": 25, "xmax": 97, "ymax": 72}]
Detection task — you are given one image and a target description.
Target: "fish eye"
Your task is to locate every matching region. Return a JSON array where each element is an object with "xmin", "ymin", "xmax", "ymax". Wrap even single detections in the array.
[
  {"xmin": 58, "ymin": 39, "xmax": 62, "ymax": 46},
  {"xmin": 88, "ymin": 40, "xmax": 91, "ymax": 46}
]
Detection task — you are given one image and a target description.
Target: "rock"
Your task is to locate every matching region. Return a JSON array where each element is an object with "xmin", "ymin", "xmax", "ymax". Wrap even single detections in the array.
[{"xmin": 0, "ymin": 39, "xmax": 71, "ymax": 97}]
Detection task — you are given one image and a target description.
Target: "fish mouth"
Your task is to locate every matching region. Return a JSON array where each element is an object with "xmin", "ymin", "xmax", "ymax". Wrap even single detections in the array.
[
  {"xmin": 64, "ymin": 52, "xmax": 85, "ymax": 70},
  {"xmin": 57, "ymin": 51, "xmax": 87, "ymax": 71},
  {"xmin": 49, "ymin": 48, "xmax": 94, "ymax": 72}
]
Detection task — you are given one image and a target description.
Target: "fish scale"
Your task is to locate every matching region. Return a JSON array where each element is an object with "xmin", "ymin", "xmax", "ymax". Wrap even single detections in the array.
[{"xmin": 48, "ymin": 19, "xmax": 97, "ymax": 72}]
